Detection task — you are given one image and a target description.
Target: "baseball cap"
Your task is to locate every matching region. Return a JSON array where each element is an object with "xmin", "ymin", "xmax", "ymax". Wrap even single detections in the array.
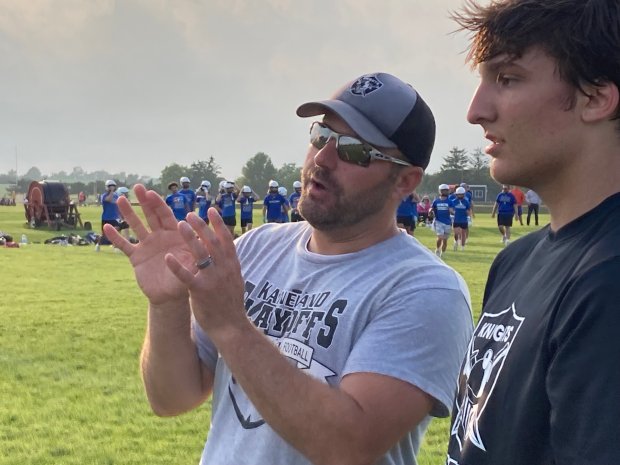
[
  {"xmin": 296, "ymin": 72, "xmax": 436, "ymax": 169},
  {"xmin": 105, "ymin": 180, "xmax": 116, "ymax": 187},
  {"xmin": 268, "ymin": 180, "xmax": 279, "ymax": 188},
  {"xmin": 439, "ymin": 183, "xmax": 450, "ymax": 191},
  {"xmin": 180, "ymin": 176, "xmax": 190, "ymax": 184},
  {"xmin": 456, "ymin": 187, "xmax": 466, "ymax": 194}
]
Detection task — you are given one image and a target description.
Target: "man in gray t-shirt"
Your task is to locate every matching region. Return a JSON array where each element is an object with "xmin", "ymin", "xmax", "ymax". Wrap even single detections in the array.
[{"xmin": 106, "ymin": 72, "xmax": 473, "ymax": 465}]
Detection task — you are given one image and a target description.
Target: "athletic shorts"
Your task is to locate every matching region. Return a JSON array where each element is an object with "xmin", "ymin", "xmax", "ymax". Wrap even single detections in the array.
[
  {"xmin": 434, "ymin": 221, "xmax": 452, "ymax": 237},
  {"xmin": 101, "ymin": 219, "xmax": 128, "ymax": 231},
  {"xmin": 497, "ymin": 213, "xmax": 513, "ymax": 227},
  {"xmin": 291, "ymin": 212, "xmax": 304, "ymax": 222},
  {"xmin": 453, "ymin": 222, "xmax": 469, "ymax": 230},
  {"xmin": 240, "ymin": 218, "xmax": 252, "ymax": 227},
  {"xmin": 222, "ymin": 216, "xmax": 236, "ymax": 226},
  {"xmin": 397, "ymin": 216, "xmax": 415, "ymax": 228}
]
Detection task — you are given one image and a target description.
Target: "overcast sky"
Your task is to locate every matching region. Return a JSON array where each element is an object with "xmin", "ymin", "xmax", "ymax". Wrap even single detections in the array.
[{"xmin": 0, "ymin": 0, "xmax": 486, "ymax": 181}]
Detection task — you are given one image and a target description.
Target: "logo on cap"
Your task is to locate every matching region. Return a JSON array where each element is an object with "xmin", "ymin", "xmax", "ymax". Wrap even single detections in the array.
[{"xmin": 349, "ymin": 75, "xmax": 382, "ymax": 97}]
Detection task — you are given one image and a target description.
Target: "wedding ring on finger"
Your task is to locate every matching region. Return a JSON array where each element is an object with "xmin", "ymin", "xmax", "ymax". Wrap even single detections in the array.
[{"xmin": 196, "ymin": 256, "xmax": 214, "ymax": 270}]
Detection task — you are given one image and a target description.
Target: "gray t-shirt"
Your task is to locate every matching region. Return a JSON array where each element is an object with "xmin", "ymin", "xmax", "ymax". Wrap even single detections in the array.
[{"xmin": 193, "ymin": 222, "xmax": 473, "ymax": 465}]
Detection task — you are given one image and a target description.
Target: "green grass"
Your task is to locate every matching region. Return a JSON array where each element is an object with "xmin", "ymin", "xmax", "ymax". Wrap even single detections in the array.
[{"xmin": 0, "ymin": 204, "xmax": 549, "ymax": 464}]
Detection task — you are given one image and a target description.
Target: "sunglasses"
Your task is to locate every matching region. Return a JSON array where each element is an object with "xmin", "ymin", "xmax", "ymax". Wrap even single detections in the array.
[{"xmin": 309, "ymin": 121, "xmax": 411, "ymax": 168}]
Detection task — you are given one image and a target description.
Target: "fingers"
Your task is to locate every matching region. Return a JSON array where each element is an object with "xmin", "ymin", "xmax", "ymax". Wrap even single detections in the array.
[
  {"xmin": 180, "ymin": 210, "xmax": 238, "ymax": 270},
  {"xmin": 103, "ymin": 224, "xmax": 134, "ymax": 256},
  {"xmin": 178, "ymin": 220, "xmax": 213, "ymax": 267},
  {"xmin": 208, "ymin": 207, "xmax": 237, "ymax": 255},
  {"xmin": 164, "ymin": 253, "xmax": 196, "ymax": 283},
  {"xmin": 172, "ymin": 205, "xmax": 240, "ymax": 259},
  {"xmin": 134, "ymin": 185, "xmax": 179, "ymax": 232},
  {"xmin": 116, "ymin": 196, "xmax": 149, "ymax": 241}
]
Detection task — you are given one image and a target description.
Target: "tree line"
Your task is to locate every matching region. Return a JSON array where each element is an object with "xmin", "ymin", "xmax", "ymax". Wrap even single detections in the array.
[{"xmin": 2, "ymin": 147, "xmax": 502, "ymax": 200}]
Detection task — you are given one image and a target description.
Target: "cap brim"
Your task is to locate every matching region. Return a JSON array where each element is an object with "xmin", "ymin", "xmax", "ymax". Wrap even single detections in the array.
[{"xmin": 296, "ymin": 100, "xmax": 396, "ymax": 149}]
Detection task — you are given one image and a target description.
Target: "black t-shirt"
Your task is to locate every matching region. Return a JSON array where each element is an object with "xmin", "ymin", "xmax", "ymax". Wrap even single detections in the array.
[{"xmin": 447, "ymin": 193, "xmax": 620, "ymax": 465}]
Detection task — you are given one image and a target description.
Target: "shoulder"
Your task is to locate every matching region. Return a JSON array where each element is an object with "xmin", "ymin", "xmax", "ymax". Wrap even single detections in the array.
[
  {"xmin": 236, "ymin": 222, "xmax": 308, "ymax": 253},
  {"xmin": 376, "ymin": 234, "xmax": 471, "ymax": 299}
]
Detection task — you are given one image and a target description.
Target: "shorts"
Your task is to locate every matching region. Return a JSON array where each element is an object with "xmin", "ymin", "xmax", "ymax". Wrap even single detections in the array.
[
  {"xmin": 498, "ymin": 213, "xmax": 513, "ymax": 227},
  {"xmin": 240, "ymin": 217, "xmax": 252, "ymax": 227},
  {"xmin": 434, "ymin": 221, "xmax": 452, "ymax": 237},
  {"xmin": 397, "ymin": 216, "xmax": 415, "ymax": 228},
  {"xmin": 101, "ymin": 219, "xmax": 129, "ymax": 231},
  {"xmin": 291, "ymin": 211, "xmax": 304, "ymax": 222},
  {"xmin": 222, "ymin": 216, "xmax": 236, "ymax": 226},
  {"xmin": 453, "ymin": 222, "xmax": 468, "ymax": 230}
]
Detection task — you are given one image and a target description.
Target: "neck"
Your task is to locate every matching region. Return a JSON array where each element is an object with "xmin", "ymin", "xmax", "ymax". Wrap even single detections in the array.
[{"xmin": 537, "ymin": 145, "xmax": 620, "ymax": 230}]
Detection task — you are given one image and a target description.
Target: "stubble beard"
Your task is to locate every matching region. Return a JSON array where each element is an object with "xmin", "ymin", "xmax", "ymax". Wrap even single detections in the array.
[{"xmin": 298, "ymin": 166, "xmax": 396, "ymax": 231}]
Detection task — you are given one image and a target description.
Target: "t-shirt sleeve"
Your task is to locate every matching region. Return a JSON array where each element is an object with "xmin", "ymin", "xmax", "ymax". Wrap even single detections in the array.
[
  {"xmin": 342, "ymin": 287, "xmax": 473, "ymax": 418},
  {"xmin": 547, "ymin": 258, "xmax": 620, "ymax": 464}
]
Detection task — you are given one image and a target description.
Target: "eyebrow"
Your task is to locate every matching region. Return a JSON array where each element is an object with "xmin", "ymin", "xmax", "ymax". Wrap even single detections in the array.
[{"xmin": 480, "ymin": 56, "xmax": 527, "ymax": 74}]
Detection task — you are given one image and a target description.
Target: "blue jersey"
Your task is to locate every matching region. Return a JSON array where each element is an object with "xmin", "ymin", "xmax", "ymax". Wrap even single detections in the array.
[
  {"xmin": 396, "ymin": 195, "xmax": 417, "ymax": 217},
  {"xmin": 179, "ymin": 189, "xmax": 196, "ymax": 211},
  {"xmin": 452, "ymin": 198, "xmax": 471, "ymax": 224},
  {"xmin": 465, "ymin": 190, "xmax": 473, "ymax": 203},
  {"xmin": 196, "ymin": 194, "xmax": 212, "ymax": 221},
  {"xmin": 432, "ymin": 197, "xmax": 453, "ymax": 225},
  {"xmin": 496, "ymin": 192, "xmax": 517, "ymax": 215},
  {"xmin": 264, "ymin": 194, "xmax": 287, "ymax": 222},
  {"xmin": 218, "ymin": 192, "xmax": 237, "ymax": 218},
  {"xmin": 280, "ymin": 198, "xmax": 290, "ymax": 223},
  {"xmin": 289, "ymin": 192, "xmax": 301, "ymax": 210},
  {"xmin": 238, "ymin": 196, "xmax": 256, "ymax": 220},
  {"xmin": 166, "ymin": 192, "xmax": 189, "ymax": 221},
  {"xmin": 101, "ymin": 192, "xmax": 120, "ymax": 221}
]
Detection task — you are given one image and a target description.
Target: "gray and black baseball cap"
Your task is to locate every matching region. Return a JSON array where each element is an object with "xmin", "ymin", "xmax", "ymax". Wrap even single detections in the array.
[{"xmin": 296, "ymin": 72, "xmax": 436, "ymax": 169}]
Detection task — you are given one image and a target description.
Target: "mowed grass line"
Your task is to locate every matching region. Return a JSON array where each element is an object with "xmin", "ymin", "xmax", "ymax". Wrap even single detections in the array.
[{"xmin": 0, "ymin": 205, "xmax": 549, "ymax": 464}]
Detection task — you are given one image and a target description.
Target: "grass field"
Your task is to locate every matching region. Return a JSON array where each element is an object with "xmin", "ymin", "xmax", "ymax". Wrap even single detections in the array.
[{"xmin": 0, "ymin": 204, "xmax": 549, "ymax": 464}]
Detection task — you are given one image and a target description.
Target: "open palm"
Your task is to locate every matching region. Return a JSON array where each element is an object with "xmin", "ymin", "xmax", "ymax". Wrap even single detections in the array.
[{"xmin": 104, "ymin": 184, "xmax": 195, "ymax": 305}]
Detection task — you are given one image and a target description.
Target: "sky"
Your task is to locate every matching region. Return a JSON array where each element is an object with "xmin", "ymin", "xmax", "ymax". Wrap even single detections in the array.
[{"xmin": 0, "ymin": 0, "xmax": 487, "ymax": 181}]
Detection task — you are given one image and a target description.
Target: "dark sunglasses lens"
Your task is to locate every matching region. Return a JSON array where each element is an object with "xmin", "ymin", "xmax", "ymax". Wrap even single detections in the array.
[{"xmin": 338, "ymin": 137, "xmax": 370, "ymax": 166}]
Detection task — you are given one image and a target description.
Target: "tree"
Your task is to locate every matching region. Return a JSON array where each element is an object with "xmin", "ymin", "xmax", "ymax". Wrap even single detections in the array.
[
  {"xmin": 188, "ymin": 157, "xmax": 223, "ymax": 188},
  {"xmin": 441, "ymin": 147, "xmax": 469, "ymax": 171},
  {"xmin": 275, "ymin": 163, "xmax": 302, "ymax": 192},
  {"xmin": 240, "ymin": 152, "xmax": 277, "ymax": 194},
  {"xmin": 70, "ymin": 166, "xmax": 85, "ymax": 179},
  {"xmin": 469, "ymin": 148, "xmax": 489, "ymax": 172},
  {"xmin": 24, "ymin": 166, "xmax": 42, "ymax": 181},
  {"xmin": 0, "ymin": 170, "xmax": 17, "ymax": 183},
  {"xmin": 159, "ymin": 163, "xmax": 188, "ymax": 191}
]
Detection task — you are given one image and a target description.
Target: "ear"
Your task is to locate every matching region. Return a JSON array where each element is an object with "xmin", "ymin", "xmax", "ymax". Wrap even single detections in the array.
[
  {"xmin": 581, "ymin": 81, "xmax": 620, "ymax": 123},
  {"xmin": 393, "ymin": 166, "xmax": 423, "ymax": 200}
]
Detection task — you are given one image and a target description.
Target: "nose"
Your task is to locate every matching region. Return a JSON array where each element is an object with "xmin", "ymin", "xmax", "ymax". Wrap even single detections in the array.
[
  {"xmin": 312, "ymin": 138, "xmax": 339, "ymax": 170},
  {"xmin": 466, "ymin": 82, "xmax": 496, "ymax": 126}
]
